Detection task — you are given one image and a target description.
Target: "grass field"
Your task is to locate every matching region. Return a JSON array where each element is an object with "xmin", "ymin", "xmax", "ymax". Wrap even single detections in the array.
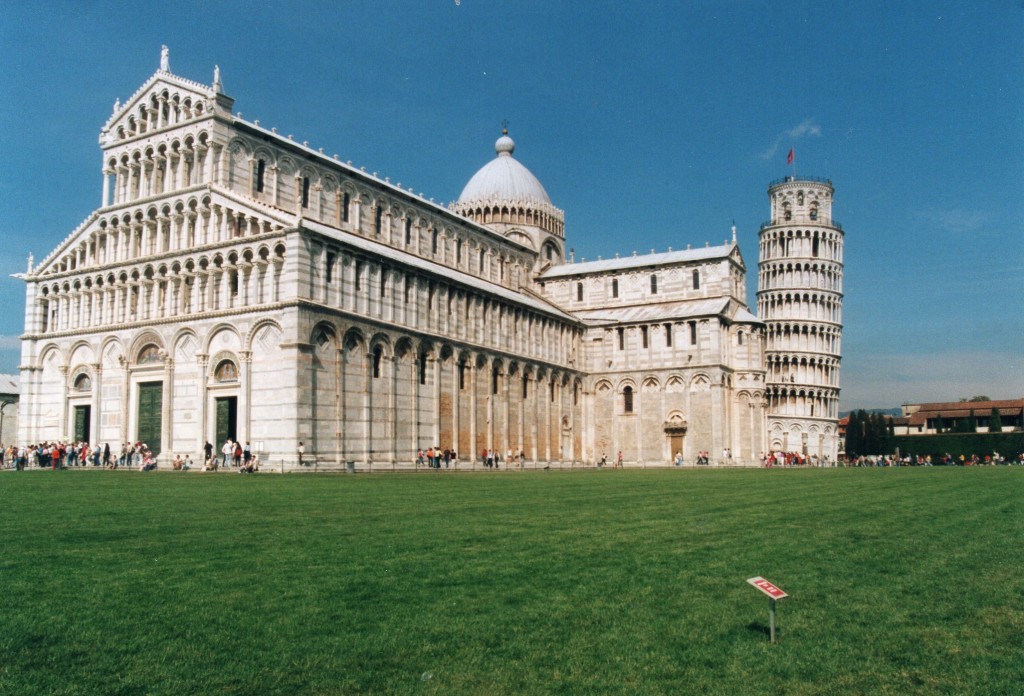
[{"xmin": 1, "ymin": 468, "xmax": 1021, "ymax": 695}]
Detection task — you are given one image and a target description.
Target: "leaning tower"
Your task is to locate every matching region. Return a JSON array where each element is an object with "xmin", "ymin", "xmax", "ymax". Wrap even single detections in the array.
[{"xmin": 757, "ymin": 177, "xmax": 843, "ymax": 460}]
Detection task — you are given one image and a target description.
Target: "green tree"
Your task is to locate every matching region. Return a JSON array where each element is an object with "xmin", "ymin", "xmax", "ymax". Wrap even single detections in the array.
[
  {"xmin": 968, "ymin": 395, "xmax": 991, "ymax": 402},
  {"xmin": 957, "ymin": 409, "xmax": 977, "ymax": 433},
  {"xmin": 989, "ymin": 408, "xmax": 1002, "ymax": 433},
  {"xmin": 845, "ymin": 410, "xmax": 863, "ymax": 456}
]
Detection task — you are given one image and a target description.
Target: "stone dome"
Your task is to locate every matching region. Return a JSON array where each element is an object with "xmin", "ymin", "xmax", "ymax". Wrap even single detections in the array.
[{"xmin": 457, "ymin": 132, "xmax": 552, "ymax": 206}]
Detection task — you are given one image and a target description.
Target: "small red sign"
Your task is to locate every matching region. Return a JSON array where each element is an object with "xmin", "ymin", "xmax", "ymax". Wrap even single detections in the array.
[{"xmin": 747, "ymin": 576, "xmax": 788, "ymax": 599}]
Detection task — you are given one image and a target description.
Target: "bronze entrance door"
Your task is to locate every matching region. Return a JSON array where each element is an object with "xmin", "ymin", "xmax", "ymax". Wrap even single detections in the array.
[
  {"xmin": 137, "ymin": 382, "xmax": 162, "ymax": 455},
  {"xmin": 73, "ymin": 405, "xmax": 91, "ymax": 443}
]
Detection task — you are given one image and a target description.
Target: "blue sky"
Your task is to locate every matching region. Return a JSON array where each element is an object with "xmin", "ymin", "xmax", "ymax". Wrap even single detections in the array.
[{"xmin": 1, "ymin": 1, "xmax": 1021, "ymax": 409}]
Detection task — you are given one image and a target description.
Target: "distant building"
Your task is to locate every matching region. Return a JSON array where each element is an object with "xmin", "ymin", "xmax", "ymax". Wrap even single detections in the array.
[
  {"xmin": 0, "ymin": 374, "xmax": 19, "ymax": 447},
  {"xmin": 896, "ymin": 399, "xmax": 1024, "ymax": 435}
]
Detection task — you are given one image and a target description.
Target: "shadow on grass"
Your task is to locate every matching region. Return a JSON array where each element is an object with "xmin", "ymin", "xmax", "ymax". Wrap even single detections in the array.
[{"xmin": 746, "ymin": 621, "xmax": 775, "ymax": 638}]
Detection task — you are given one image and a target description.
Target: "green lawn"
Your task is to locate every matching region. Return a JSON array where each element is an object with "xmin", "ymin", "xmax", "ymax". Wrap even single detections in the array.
[{"xmin": 1, "ymin": 468, "xmax": 1021, "ymax": 695}]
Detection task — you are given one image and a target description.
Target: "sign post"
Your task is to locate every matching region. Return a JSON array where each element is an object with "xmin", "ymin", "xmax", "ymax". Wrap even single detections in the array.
[{"xmin": 747, "ymin": 576, "xmax": 788, "ymax": 643}]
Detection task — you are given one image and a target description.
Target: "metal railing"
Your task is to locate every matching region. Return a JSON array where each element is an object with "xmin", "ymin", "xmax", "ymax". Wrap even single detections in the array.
[
  {"xmin": 760, "ymin": 217, "xmax": 842, "ymax": 231},
  {"xmin": 768, "ymin": 175, "xmax": 833, "ymax": 188}
]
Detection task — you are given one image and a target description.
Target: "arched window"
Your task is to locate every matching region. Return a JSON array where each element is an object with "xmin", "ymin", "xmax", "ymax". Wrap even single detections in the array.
[
  {"xmin": 404, "ymin": 218, "xmax": 412, "ymax": 245},
  {"xmin": 783, "ymin": 203, "xmax": 792, "ymax": 221},
  {"xmin": 255, "ymin": 158, "xmax": 266, "ymax": 194},
  {"xmin": 137, "ymin": 344, "xmax": 161, "ymax": 364},
  {"xmin": 809, "ymin": 204, "xmax": 818, "ymax": 221},
  {"xmin": 611, "ymin": 278, "xmax": 619, "ymax": 298},
  {"xmin": 74, "ymin": 374, "xmax": 92, "ymax": 392},
  {"xmin": 214, "ymin": 360, "xmax": 238, "ymax": 382},
  {"xmin": 692, "ymin": 269, "xmax": 700, "ymax": 290},
  {"xmin": 623, "ymin": 386, "xmax": 634, "ymax": 414},
  {"xmin": 432, "ymin": 230, "xmax": 439, "ymax": 255},
  {"xmin": 576, "ymin": 282, "xmax": 583, "ymax": 302},
  {"xmin": 650, "ymin": 275, "xmax": 658, "ymax": 294},
  {"xmin": 374, "ymin": 206, "xmax": 383, "ymax": 236},
  {"xmin": 301, "ymin": 176, "xmax": 311, "ymax": 208},
  {"xmin": 738, "ymin": 331, "xmax": 744, "ymax": 346},
  {"xmin": 341, "ymin": 192, "xmax": 350, "ymax": 222},
  {"xmin": 373, "ymin": 346, "xmax": 383, "ymax": 378}
]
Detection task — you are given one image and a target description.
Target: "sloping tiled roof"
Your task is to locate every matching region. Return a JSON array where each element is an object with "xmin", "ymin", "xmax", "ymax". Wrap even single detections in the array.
[
  {"xmin": 570, "ymin": 298, "xmax": 731, "ymax": 325},
  {"xmin": 0, "ymin": 374, "xmax": 19, "ymax": 396},
  {"xmin": 911, "ymin": 399, "xmax": 1024, "ymax": 413},
  {"xmin": 539, "ymin": 244, "xmax": 735, "ymax": 279},
  {"xmin": 907, "ymin": 406, "xmax": 1021, "ymax": 426}
]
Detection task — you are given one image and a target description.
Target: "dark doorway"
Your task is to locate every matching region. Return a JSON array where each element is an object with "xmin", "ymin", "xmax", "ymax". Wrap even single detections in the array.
[
  {"xmin": 215, "ymin": 396, "xmax": 238, "ymax": 446},
  {"xmin": 74, "ymin": 405, "xmax": 91, "ymax": 443},
  {"xmin": 137, "ymin": 382, "xmax": 163, "ymax": 455}
]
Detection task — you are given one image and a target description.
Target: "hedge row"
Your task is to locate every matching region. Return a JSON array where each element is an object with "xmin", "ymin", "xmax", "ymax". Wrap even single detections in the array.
[{"xmin": 891, "ymin": 432, "xmax": 1024, "ymax": 459}]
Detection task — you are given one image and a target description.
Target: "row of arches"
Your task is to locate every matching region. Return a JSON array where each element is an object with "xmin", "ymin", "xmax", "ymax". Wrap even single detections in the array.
[
  {"xmin": 35, "ymin": 241, "xmax": 286, "ymax": 334},
  {"xmin": 43, "ymin": 196, "xmax": 283, "ymax": 276},
  {"xmin": 452, "ymin": 197, "xmax": 565, "ymax": 237},
  {"xmin": 304, "ymin": 320, "xmax": 585, "ymax": 466},
  {"xmin": 105, "ymin": 130, "xmax": 213, "ymax": 206},
  {"xmin": 590, "ymin": 372, "xmax": 768, "ymax": 462},
  {"xmin": 759, "ymin": 228, "xmax": 842, "ymax": 263},
  {"xmin": 759, "ymin": 261, "xmax": 842, "ymax": 293},
  {"xmin": 23, "ymin": 319, "xmax": 285, "ymax": 454},
  {"xmin": 108, "ymin": 88, "xmax": 209, "ymax": 142},
  {"xmin": 764, "ymin": 323, "xmax": 841, "ymax": 355},
  {"xmin": 307, "ymin": 241, "xmax": 580, "ymax": 367},
  {"xmin": 768, "ymin": 419, "xmax": 839, "ymax": 458},
  {"xmin": 766, "ymin": 354, "xmax": 841, "ymax": 388},
  {"xmin": 767, "ymin": 386, "xmax": 840, "ymax": 420},
  {"xmin": 758, "ymin": 292, "xmax": 842, "ymax": 323}
]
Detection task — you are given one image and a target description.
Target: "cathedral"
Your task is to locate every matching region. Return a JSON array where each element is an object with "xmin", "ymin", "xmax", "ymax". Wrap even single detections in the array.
[{"xmin": 16, "ymin": 49, "xmax": 843, "ymax": 468}]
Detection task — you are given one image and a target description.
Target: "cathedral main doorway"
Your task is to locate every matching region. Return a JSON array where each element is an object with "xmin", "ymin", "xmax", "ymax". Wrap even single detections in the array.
[{"xmin": 136, "ymin": 382, "xmax": 162, "ymax": 455}]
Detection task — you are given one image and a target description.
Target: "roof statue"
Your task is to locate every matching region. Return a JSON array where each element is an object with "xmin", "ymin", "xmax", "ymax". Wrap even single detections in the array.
[
  {"xmin": 27, "ymin": 253, "xmax": 33, "ymax": 273},
  {"xmin": 113, "ymin": 98, "xmax": 120, "ymax": 114},
  {"xmin": 213, "ymin": 65, "xmax": 223, "ymax": 93},
  {"xmin": 160, "ymin": 45, "xmax": 170, "ymax": 72}
]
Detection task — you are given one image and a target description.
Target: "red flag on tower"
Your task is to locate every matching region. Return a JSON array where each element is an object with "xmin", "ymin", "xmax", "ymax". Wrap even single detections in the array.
[{"xmin": 786, "ymin": 148, "xmax": 794, "ymax": 165}]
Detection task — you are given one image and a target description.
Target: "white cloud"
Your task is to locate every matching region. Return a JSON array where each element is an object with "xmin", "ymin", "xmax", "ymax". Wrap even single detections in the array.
[
  {"xmin": 915, "ymin": 208, "xmax": 989, "ymax": 234},
  {"xmin": 786, "ymin": 119, "xmax": 822, "ymax": 139},
  {"xmin": 760, "ymin": 119, "xmax": 822, "ymax": 161}
]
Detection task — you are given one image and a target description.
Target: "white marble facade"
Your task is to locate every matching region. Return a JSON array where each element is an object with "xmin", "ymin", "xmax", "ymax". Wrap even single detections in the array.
[{"xmin": 16, "ymin": 52, "xmax": 841, "ymax": 468}]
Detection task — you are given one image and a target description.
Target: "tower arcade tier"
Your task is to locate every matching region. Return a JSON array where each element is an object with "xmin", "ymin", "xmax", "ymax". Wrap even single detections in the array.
[{"xmin": 757, "ymin": 176, "xmax": 843, "ymax": 459}]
